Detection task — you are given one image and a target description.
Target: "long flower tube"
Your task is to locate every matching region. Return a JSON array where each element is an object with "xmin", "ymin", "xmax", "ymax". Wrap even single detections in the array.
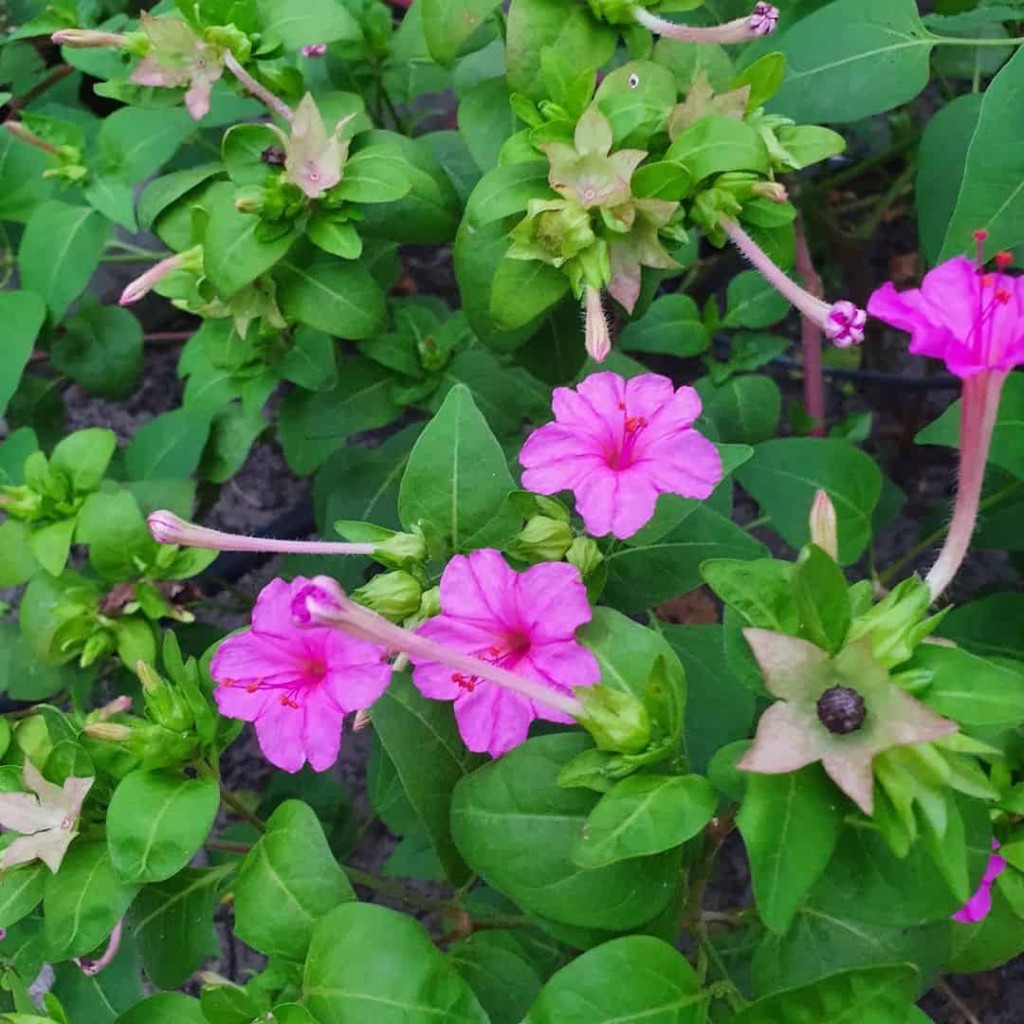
[
  {"xmin": 722, "ymin": 217, "xmax": 866, "ymax": 348},
  {"xmin": 147, "ymin": 510, "xmax": 377, "ymax": 556},
  {"xmin": 301, "ymin": 576, "xmax": 587, "ymax": 720},
  {"xmin": 633, "ymin": 2, "xmax": 778, "ymax": 43},
  {"xmin": 222, "ymin": 50, "xmax": 294, "ymax": 123}
]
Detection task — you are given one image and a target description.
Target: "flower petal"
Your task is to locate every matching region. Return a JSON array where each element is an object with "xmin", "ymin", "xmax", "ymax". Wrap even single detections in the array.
[
  {"xmin": 515, "ymin": 562, "xmax": 593, "ymax": 642},
  {"xmin": 738, "ymin": 702, "xmax": 826, "ymax": 775},
  {"xmin": 438, "ymin": 550, "xmax": 519, "ymax": 631},
  {"xmin": 454, "ymin": 685, "xmax": 535, "ymax": 757}
]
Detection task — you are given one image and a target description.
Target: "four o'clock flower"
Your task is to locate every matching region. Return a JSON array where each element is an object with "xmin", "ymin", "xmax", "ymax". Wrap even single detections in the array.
[
  {"xmin": 119, "ymin": 246, "xmax": 202, "ymax": 306},
  {"xmin": 266, "ymin": 93, "xmax": 354, "ymax": 199},
  {"xmin": 410, "ymin": 550, "xmax": 600, "ymax": 757},
  {"xmin": 302, "ymin": 43, "xmax": 328, "ymax": 57},
  {"xmin": 868, "ymin": 234, "xmax": 1024, "ymax": 599},
  {"xmin": 633, "ymin": 2, "xmax": 778, "ymax": 43},
  {"xmin": 738, "ymin": 629, "xmax": 957, "ymax": 814},
  {"xmin": 723, "ymin": 217, "xmax": 866, "ymax": 348},
  {"xmin": 210, "ymin": 577, "xmax": 391, "ymax": 773},
  {"xmin": 0, "ymin": 761, "xmax": 94, "ymax": 872},
  {"xmin": 520, "ymin": 372, "xmax": 723, "ymax": 540},
  {"xmin": 130, "ymin": 13, "xmax": 224, "ymax": 120}
]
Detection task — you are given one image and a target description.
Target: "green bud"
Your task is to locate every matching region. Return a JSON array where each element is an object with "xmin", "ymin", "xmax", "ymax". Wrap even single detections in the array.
[
  {"xmin": 137, "ymin": 661, "xmax": 194, "ymax": 732},
  {"xmin": 234, "ymin": 188, "xmax": 266, "ymax": 216},
  {"xmin": 586, "ymin": 0, "xmax": 657, "ymax": 24},
  {"xmin": 121, "ymin": 30, "xmax": 151, "ymax": 57},
  {"xmin": 566, "ymin": 536, "xmax": 604, "ymax": 578},
  {"xmin": 205, "ymin": 24, "xmax": 251, "ymax": 62},
  {"xmin": 353, "ymin": 571, "xmax": 423, "ymax": 622},
  {"xmin": 374, "ymin": 530, "xmax": 428, "ymax": 567},
  {"xmin": 509, "ymin": 516, "xmax": 574, "ymax": 564},
  {"xmin": 575, "ymin": 685, "xmax": 652, "ymax": 754},
  {"xmin": 419, "ymin": 586, "xmax": 442, "ymax": 620},
  {"xmin": 507, "ymin": 198, "xmax": 598, "ymax": 270},
  {"xmin": 0, "ymin": 485, "xmax": 41, "ymax": 520},
  {"xmin": 80, "ymin": 630, "xmax": 116, "ymax": 668},
  {"xmin": 417, "ymin": 334, "xmax": 449, "ymax": 373},
  {"xmin": 127, "ymin": 723, "xmax": 199, "ymax": 770},
  {"xmin": 847, "ymin": 577, "xmax": 943, "ymax": 668}
]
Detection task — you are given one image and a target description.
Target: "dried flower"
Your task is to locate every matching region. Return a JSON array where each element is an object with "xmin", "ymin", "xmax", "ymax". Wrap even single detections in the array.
[
  {"xmin": 267, "ymin": 93, "xmax": 354, "ymax": 199},
  {"xmin": 633, "ymin": 2, "xmax": 778, "ymax": 44}
]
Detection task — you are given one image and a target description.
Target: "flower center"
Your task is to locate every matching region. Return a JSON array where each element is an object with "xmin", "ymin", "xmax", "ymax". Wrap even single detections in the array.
[
  {"xmin": 606, "ymin": 403, "xmax": 648, "ymax": 469},
  {"xmin": 816, "ymin": 686, "xmax": 866, "ymax": 735},
  {"xmin": 971, "ymin": 230, "xmax": 1016, "ymax": 366},
  {"xmin": 450, "ymin": 633, "xmax": 530, "ymax": 693}
]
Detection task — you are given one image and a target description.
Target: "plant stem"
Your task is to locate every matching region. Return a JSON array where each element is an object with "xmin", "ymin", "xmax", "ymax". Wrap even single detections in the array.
[
  {"xmin": 930, "ymin": 33, "xmax": 1024, "ymax": 47},
  {"xmin": 219, "ymin": 786, "xmax": 266, "ymax": 833},
  {"xmin": 794, "ymin": 214, "xmax": 826, "ymax": 437},
  {"xmin": 7, "ymin": 64, "xmax": 74, "ymax": 113}
]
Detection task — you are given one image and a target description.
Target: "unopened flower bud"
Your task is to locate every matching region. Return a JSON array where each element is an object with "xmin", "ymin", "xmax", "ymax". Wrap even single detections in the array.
[
  {"xmin": 575, "ymin": 685, "xmax": 651, "ymax": 754},
  {"xmin": 584, "ymin": 287, "xmax": 612, "ymax": 363},
  {"xmin": 373, "ymin": 530, "xmax": 428, "ymax": 567},
  {"xmin": 234, "ymin": 191, "xmax": 266, "ymax": 215},
  {"xmin": 83, "ymin": 722, "xmax": 133, "ymax": 742},
  {"xmin": 419, "ymin": 586, "xmax": 442, "ymax": 620},
  {"xmin": 510, "ymin": 516, "xmax": 574, "ymax": 564},
  {"xmin": 137, "ymin": 661, "xmax": 193, "ymax": 731},
  {"xmin": 352, "ymin": 709, "xmax": 372, "ymax": 732},
  {"xmin": 302, "ymin": 43, "xmax": 328, "ymax": 57},
  {"xmin": 80, "ymin": 631, "xmax": 115, "ymax": 668},
  {"xmin": 352, "ymin": 571, "xmax": 423, "ymax": 622},
  {"xmin": 52, "ymin": 28, "xmax": 128, "ymax": 48},
  {"xmin": 566, "ymin": 536, "xmax": 604, "ymax": 578},
  {"xmin": 91, "ymin": 696, "xmax": 133, "ymax": 723},
  {"xmin": 751, "ymin": 181, "xmax": 789, "ymax": 203},
  {"xmin": 809, "ymin": 490, "xmax": 838, "ymax": 561}
]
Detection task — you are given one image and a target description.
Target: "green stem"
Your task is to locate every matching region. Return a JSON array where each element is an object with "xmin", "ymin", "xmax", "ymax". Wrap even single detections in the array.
[
  {"xmin": 219, "ymin": 786, "xmax": 266, "ymax": 833},
  {"xmin": 929, "ymin": 33, "xmax": 1024, "ymax": 47},
  {"xmin": 105, "ymin": 241, "xmax": 172, "ymax": 260}
]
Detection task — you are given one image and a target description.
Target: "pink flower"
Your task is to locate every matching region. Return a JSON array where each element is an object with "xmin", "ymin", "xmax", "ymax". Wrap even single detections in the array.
[
  {"xmin": 868, "ymin": 237, "xmax": 1022, "ymax": 598},
  {"xmin": 302, "ymin": 43, "xmax": 328, "ymax": 57},
  {"xmin": 520, "ymin": 372, "xmax": 723, "ymax": 540},
  {"xmin": 952, "ymin": 840, "xmax": 1007, "ymax": 924},
  {"xmin": 409, "ymin": 550, "xmax": 599, "ymax": 757},
  {"xmin": 868, "ymin": 250, "xmax": 1024, "ymax": 379},
  {"xmin": 210, "ymin": 577, "xmax": 391, "ymax": 773}
]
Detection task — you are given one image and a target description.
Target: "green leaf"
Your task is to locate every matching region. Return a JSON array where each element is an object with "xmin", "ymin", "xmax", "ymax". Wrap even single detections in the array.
[
  {"xmin": 792, "ymin": 545, "xmax": 850, "ymax": 654},
  {"xmin": 234, "ymin": 800, "xmax": 355, "ymax": 961},
  {"xmin": 200, "ymin": 404, "xmax": 267, "ymax": 485},
  {"xmin": 44, "ymin": 842, "xmax": 139, "ymax": 960},
  {"xmin": 619, "ymin": 294, "xmax": 708, "ymax": 357},
  {"xmin": 0, "ymin": 127, "xmax": 52, "ymax": 222},
  {"xmin": 733, "ymin": 965, "xmax": 919, "ymax": 1023},
  {"xmin": 76, "ymin": 491, "xmax": 156, "ymax": 581},
  {"xmin": 722, "ymin": 270, "xmax": 790, "ymax": 329},
  {"xmin": 940, "ymin": 48, "xmax": 1024, "ymax": 258},
  {"xmin": 257, "ymin": 0, "xmax": 363, "ymax": 48},
  {"xmin": 451, "ymin": 733, "xmax": 683, "ymax": 930},
  {"xmin": 525, "ymin": 936, "xmax": 705, "ymax": 1024},
  {"xmin": 106, "ymin": 771, "xmax": 218, "ymax": 883},
  {"xmin": 115, "ymin": 994, "xmax": 205, "ymax": 1024},
  {"xmin": 737, "ymin": 767, "xmax": 844, "ymax": 934},
  {"xmin": 204, "ymin": 190, "xmax": 297, "ymax": 297},
  {"xmin": 51, "ymin": 304, "xmax": 143, "ymax": 399},
  {"xmin": 18, "ymin": 202, "xmax": 112, "ymax": 320},
  {"xmin": 277, "ymin": 328, "xmax": 338, "ymax": 392},
  {"xmin": 0, "ymin": 865, "xmax": 45, "ymax": 929},
  {"xmin": 490, "ymin": 257, "xmax": 571, "ymax": 331},
  {"xmin": 423, "ymin": 0, "xmax": 502, "ymax": 64},
  {"xmin": 304, "ymin": 903, "xmax": 488, "ymax": 1023},
  {"xmin": 655, "ymin": 37, "xmax": 734, "ymax": 93},
  {"xmin": 277, "ymin": 250, "xmax": 387, "ymax": 339},
  {"xmin": 98, "ymin": 107, "xmax": 196, "ymax": 181},
  {"xmin": 604, "ymin": 504, "xmax": 767, "ymax": 612},
  {"xmin": 125, "ymin": 409, "xmax": 212, "ymax": 481},
  {"xmin": 573, "ymin": 774, "xmax": 716, "ymax": 869},
  {"xmin": 130, "ymin": 866, "xmax": 228, "ymax": 990},
  {"xmin": 663, "ymin": 625, "xmax": 756, "ymax": 776},
  {"xmin": 917, "ymin": 372, "xmax": 1024, "ymax": 477},
  {"xmin": 774, "ymin": 125, "xmax": 846, "ymax": 171},
  {"xmin": 736, "ymin": 439, "xmax": 882, "ymax": 565},
  {"xmin": 372, "ymin": 674, "xmax": 483, "ymax": 885},
  {"xmin": 222, "ymin": 123, "xmax": 277, "ymax": 187},
  {"xmin": 767, "ymin": 0, "xmax": 933, "ymax": 123},
  {"xmin": 448, "ymin": 932, "xmax": 543, "ymax": 1024},
  {"xmin": 938, "ymin": 592, "xmax": 1024, "ymax": 659},
  {"xmin": 398, "ymin": 384, "xmax": 518, "ymax": 551},
  {"xmin": 138, "ymin": 164, "xmax": 223, "ymax": 229},
  {"xmin": 459, "ymin": 79, "xmax": 519, "ymax": 174},
  {"xmin": 666, "ymin": 115, "xmax": 769, "ymax": 181},
  {"xmin": 595, "ymin": 61, "xmax": 679, "ymax": 147},
  {"xmin": 506, "ymin": 0, "xmax": 616, "ymax": 99},
  {"xmin": 701, "ymin": 375, "xmax": 781, "ymax": 445},
  {"xmin": 0, "ymin": 291, "xmax": 46, "ymax": 417},
  {"xmin": 916, "ymin": 93, "xmax": 983, "ymax": 265},
  {"xmin": 735, "ymin": 52, "xmax": 787, "ymax": 109},
  {"xmin": 335, "ymin": 146, "xmax": 415, "ymax": 204},
  {"xmin": 908, "ymin": 643, "xmax": 1024, "ymax": 727},
  {"xmin": 278, "ymin": 359, "xmax": 401, "ymax": 476},
  {"xmin": 53, "ymin": 931, "xmax": 144, "ymax": 1023}
]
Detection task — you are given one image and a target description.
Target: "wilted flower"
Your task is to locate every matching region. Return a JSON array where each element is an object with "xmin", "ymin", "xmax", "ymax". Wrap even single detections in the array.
[
  {"xmin": 508, "ymin": 197, "xmax": 599, "ymax": 271},
  {"xmin": 411, "ymin": 550, "xmax": 600, "ymax": 757},
  {"xmin": 210, "ymin": 577, "xmax": 392, "ymax": 772},
  {"xmin": 266, "ymin": 93, "xmax": 354, "ymax": 199},
  {"xmin": 607, "ymin": 197, "xmax": 680, "ymax": 312},
  {"xmin": 633, "ymin": 2, "xmax": 779, "ymax": 43},
  {"xmin": 868, "ymin": 235, "xmax": 1023, "ymax": 598},
  {"xmin": 0, "ymin": 761, "xmax": 93, "ymax": 872},
  {"xmin": 952, "ymin": 840, "xmax": 1007, "ymax": 924},
  {"xmin": 520, "ymin": 371, "xmax": 722, "ymax": 539},
  {"xmin": 130, "ymin": 13, "xmax": 223, "ymax": 120},
  {"xmin": 668, "ymin": 71, "xmax": 750, "ymax": 139},
  {"xmin": 738, "ymin": 629, "xmax": 957, "ymax": 814}
]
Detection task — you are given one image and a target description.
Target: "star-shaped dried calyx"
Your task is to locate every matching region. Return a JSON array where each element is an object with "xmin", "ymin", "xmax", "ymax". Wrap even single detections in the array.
[
  {"xmin": 0, "ymin": 761, "xmax": 94, "ymax": 872},
  {"xmin": 668, "ymin": 71, "xmax": 751, "ymax": 139},
  {"xmin": 738, "ymin": 629, "xmax": 957, "ymax": 814},
  {"xmin": 540, "ymin": 105, "xmax": 647, "ymax": 211},
  {"xmin": 507, "ymin": 197, "xmax": 600, "ymax": 270},
  {"xmin": 607, "ymin": 197, "xmax": 681, "ymax": 312},
  {"xmin": 267, "ymin": 94, "xmax": 355, "ymax": 200}
]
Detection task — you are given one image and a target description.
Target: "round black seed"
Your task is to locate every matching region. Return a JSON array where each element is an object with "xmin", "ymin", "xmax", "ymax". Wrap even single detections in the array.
[
  {"xmin": 816, "ymin": 686, "xmax": 866, "ymax": 735},
  {"xmin": 261, "ymin": 146, "xmax": 286, "ymax": 166}
]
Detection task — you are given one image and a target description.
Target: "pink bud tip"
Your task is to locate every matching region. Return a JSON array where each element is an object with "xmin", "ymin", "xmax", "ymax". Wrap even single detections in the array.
[
  {"xmin": 147, "ymin": 510, "xmax": 188, "ymax": 545},
  {"xmin": 302, "ymin": 43, "xmax": 328, "ymax": 57},
  {"xmin": 748, "ymin": 2, "xmax": 779, "ymax": 35},
  {"xmin": 973, "ymin": 228, "xmax": 989, "ymax": 242},
  {"xmin": 293, "ymin": 575, "xmax": 346, "ymax": 625},
  {"xmin": 824, "ymin": 300, "xmax": 867, "ymax": 348}
]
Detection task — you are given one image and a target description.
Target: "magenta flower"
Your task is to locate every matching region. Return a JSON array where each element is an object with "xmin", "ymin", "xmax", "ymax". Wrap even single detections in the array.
[
  {"xmin": 868, "ymin": 236, "xmax": 1023, "ymax": 598},
  {"xmin": 520, "ymin": 372, "xmax": 722, "ymax": 540},
  {"xmin": 409, "ymin": 550, "xmax": 600, "ymax": 757},
  {"xmin": 210, "ymin": 577, "xmax": 391, "ymax": 773},
  {"xmin": 302, "ymin": 43, "xmax": 328, "ymax": 57},
  {"xmin": 952, "ymin": 840, "xmax": 1007, "ymax": 924}
]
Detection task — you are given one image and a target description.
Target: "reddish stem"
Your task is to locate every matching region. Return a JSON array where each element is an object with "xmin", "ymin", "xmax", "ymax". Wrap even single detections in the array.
[{"xmin": 794, "ymin": 215, "xmax": 826, "ymax": 438}]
